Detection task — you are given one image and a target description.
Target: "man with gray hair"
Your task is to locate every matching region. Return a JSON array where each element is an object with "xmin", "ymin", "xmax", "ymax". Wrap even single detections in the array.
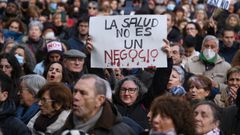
[
  {"xmin": 185, "ymin": 35, "xmax": 231, "ymax": 91},
  {"xmin": 56, "ymin": 74, "xmax": 134, "ymax": 135}
]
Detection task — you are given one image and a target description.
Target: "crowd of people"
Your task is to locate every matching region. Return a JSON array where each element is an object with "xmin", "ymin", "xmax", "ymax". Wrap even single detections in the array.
[{"xmin": 0, "ymin": 0, "xmax": 240, "ymax": 135}]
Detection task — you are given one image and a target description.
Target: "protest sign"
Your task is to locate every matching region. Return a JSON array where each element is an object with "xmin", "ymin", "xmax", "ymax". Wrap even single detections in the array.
[
  {"xmin": 89, "ymin": 15, "xmax": 167, "ymax": 68},
  {"xmin": 207, "ymin": 0, "xmax": 230, "ymax": 10}
]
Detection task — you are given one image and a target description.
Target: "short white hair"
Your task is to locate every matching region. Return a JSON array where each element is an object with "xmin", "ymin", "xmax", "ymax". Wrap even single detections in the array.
[{"xmin": 202, "ymin": 35, "xmax": 219, "ymax": 49}]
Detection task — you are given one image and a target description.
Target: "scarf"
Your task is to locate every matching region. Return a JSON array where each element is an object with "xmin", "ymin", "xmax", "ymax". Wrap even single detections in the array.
[
  {"xmin": 199, "ymin": 52, "xmax": 217, "ymax": 65},
  {"xmin": 204, "ymin": 128, "xmax": 220, "ymax": 135},
  {"xmin": 149, "ymin": 128, "xmax": 177, "ymax": 135},
  {"xmin": 16, "ymin": 102, "xmax": 39, "ymax": 124},
  {"xmin": 33, "ymin": 111, "xmax": 61, "ymax": 132},
  {"xmin": 199, "ymin": 52, "xmax": 217, "ymax": 71},
  {"xmin": 73, "ymin": 107, "xmax": 103, "ymax": 132}
]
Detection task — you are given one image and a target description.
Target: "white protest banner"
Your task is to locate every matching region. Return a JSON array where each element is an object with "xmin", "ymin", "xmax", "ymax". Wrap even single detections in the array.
[
  {"xmin": 89, "ymin": 15, "xmax": 167, "ymax": 68},
  {"xmin": 207, "ymin": 0, "xmax": 230, "ymax": 10}
]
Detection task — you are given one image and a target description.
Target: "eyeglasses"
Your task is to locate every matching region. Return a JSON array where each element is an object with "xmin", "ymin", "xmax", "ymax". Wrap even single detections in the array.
[
  {"xmin": 120, "ymin": 87, "xmax": 138, "ymax": 94},
  {"xmin": 38, "ymin": 97, "xmax": 55, "ymax": 104}
]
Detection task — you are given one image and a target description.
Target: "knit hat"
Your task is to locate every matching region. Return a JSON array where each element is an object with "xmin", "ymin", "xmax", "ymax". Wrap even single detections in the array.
[{"xmin": 46, "ymin": 40, "xmax": 63, "ymax": 54}]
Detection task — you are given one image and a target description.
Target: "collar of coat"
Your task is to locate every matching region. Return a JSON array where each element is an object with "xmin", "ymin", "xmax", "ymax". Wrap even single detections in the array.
[
  {"xmin": 63, "ymin": 100, "xmax": 120, "ymax": 131},
  {"xmin": 192, "ymin": 54, "xmax": 225, "ymax": 64}
]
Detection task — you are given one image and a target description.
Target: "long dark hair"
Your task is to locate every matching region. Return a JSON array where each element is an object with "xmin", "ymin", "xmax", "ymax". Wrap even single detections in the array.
[
  {"xmin": 0, "ymin": 53, "xmax": 23, "ymax": 80},
  {"xmin": 43, "ymin": 61, "xmax": 70, "ymax": 83}
]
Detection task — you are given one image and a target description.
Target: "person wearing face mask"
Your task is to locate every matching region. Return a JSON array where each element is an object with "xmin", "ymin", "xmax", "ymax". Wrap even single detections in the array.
[
  {"xmin": 34, "ymin": 40, "xmax": 64, "ymax": 75},
  {"xmin": 9, "ymin": 44, "xmax": 37, "ymax": 75},
  {"xmin": 166, "ymin": 0, "xmax": 176, "ymax": 11},
  {"xmin": 185, "ymin": 35, "xmax": 231, "ymax": 98}
]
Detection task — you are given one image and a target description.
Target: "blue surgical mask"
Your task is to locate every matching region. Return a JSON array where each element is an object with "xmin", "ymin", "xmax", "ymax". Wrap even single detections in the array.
[
  {"xmin": 167, "ymin": 4, "xmax": 176, "ymax": 11},
  {"xmin": 15, "ymin": 54, "xmax": 24, "ymax": 65},
  {"xmin": 50, "ymin": 2, "xmax": 57, "ymax": 13}
]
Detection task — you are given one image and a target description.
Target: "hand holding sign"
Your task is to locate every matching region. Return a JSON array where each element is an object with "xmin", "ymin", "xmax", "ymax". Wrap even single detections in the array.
[
  {"xmin": 207, "ymin": 0, "xmax": 231, "ymax": 10},
  {"xmin": 89, "ymin": 15, "xmax": 167, "ymax": 68},
  {"xmin": 161, "ymin": 39, "xmax": 172, "ymax": 58},
  {"xmin": 86, "ymin": 36, "xmax": 94, "ymax": 54}
]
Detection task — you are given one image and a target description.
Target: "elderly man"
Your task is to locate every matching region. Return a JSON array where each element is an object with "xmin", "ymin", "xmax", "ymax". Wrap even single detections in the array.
[
  {"xmin": 56, "ymin": 74, "xmax": 134, "ymax": 135},
  {"xmin": 63, "ymin": 49, "xmax": 86, "ymax": 87},
  {"xmin": 185, "ymin": 35, "xmax": 231, "ymax": 89}
]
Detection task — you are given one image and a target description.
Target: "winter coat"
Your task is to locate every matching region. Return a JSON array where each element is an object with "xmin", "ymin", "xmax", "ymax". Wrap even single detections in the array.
[
  {"xmin": 185, "ymin": 55, "xmax": 231, "ymax": 84},
  {"xmin": 16, "ymin": 102, "xmax": 40, "ymax": 124},
  {"xmin": 214, "ymin": 85, "xmax": 238, "ymax": 108},
  {"xmin": 113, "ymin": 58, "xmax": 173, "ymax": 130},
  {"xmin": 221, "ymin": 105, "xmax": 240, "ymax": 135},
  {"xmin": 0, "ymin": 100, "xmax": 31, "ymax": 135},
  {"xmin": 27, "ymin": 110, "xmax": 71, "ymax": 135},
  {"xmin": 67, "ymin": 36, "xmax": 86, "ymax": 52},
  {"xmin": 219, "ymin": 41, "xmax": 240, "ymax": 63},
  {"xmin": 55, "ymin": 101, "xmax": 135, "ymax": 135}
]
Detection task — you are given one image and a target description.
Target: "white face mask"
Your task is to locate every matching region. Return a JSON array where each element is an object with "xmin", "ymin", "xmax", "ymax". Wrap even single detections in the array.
[
  {"xmin": 203, "ymin": 48, "xmax": 216, "ymax": 60},
  {"xmin": 44, "ymin": 32, "xmax": 56, "ymax": 40}
]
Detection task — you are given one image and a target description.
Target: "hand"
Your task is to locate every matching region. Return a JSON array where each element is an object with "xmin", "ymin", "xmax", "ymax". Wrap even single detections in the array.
[
  {"xmin": 161, "ymin": 39, "xmax": 172, "ymax": 58},
  {"xmin": 208, "ymin": 18, "xmax": 217, "ymax": 32},
  {"xmin": 210, "ymin": 79, "xmax": 219, "ymax": 88},
  {"xmin": 229, "ymin": 86, "xmax": 238, "ymax": 99},
  {"xmin": 86, "ymin": 36, "xmax": 93, "ymax": 53}
]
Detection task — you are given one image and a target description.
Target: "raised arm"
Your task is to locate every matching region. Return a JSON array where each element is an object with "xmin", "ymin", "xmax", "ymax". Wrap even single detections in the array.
[{"xmin": 143, "ymin": 39, "xmax": 173, "ymax": 109}]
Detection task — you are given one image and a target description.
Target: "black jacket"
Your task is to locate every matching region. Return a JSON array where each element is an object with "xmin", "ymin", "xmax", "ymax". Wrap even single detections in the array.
[
  {"xmin": 55, "ymin": 101, "xmax": 134, "ymax": 135},
  {"xmin": 221, "ymin": 105, "xmax": 240, "ymax": 135},
  {"xmin": 113, "ymin": 58, "xmax": 173, "ymax": 129},
  {"xmin": 0, "ymin": 100, "xmax": 31, "ymax": 135}
]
